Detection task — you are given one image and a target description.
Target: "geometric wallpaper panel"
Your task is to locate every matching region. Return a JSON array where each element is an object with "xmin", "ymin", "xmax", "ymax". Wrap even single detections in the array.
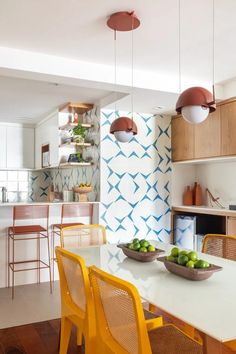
[{"xmin": 100, "ymin": 109, "xmax": 171, "ymax": 244}]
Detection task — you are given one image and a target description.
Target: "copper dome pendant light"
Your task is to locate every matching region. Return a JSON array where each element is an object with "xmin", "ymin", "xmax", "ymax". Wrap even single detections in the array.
[
  {"xmin": 175, "ymin": 0, "xmax": 216, "ymax": 124},
  {"xmin": 107, "ymin": 11, "xmax": 139, "ymax": 143}
]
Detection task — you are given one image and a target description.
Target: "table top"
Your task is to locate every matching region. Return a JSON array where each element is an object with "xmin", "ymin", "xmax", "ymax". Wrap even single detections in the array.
[{"xmin": 70, "ymin": 241, "xmax": 236, "ymax": 343}]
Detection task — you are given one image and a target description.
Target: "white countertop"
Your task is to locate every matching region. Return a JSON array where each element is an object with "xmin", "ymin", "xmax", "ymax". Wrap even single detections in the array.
[
  {"xmin": 0, "ymin": 201, "xmax": 100, "ymax": 207},
  {"xmin": 172, "ymin": 205, "xmax": 236, "ymax": 216},
  {"xmin": 71, "ymin": 242, "xmax": 236, "ymax": 343}
]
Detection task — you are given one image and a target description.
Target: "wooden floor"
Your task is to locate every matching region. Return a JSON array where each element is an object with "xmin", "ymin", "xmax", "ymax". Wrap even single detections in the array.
[{"xmin": 0, "ymin": 319, "xmax": 84, "ymax": 354}]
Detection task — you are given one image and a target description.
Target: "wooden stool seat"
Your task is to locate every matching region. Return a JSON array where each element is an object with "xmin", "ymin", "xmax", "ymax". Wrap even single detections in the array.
[{"xmin": 9, "ymin": 225, "xmax": 47, "ymax": 234}]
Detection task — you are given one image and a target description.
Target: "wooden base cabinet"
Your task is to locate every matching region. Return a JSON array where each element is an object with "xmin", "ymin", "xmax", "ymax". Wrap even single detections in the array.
[{"xmin": 227, "ymin": 217, "xmax": 236, "ymax": 236}]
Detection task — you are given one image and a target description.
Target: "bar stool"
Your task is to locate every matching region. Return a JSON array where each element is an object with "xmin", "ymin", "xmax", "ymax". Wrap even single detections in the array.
[
  {"xmin": 51, "ymin": 203, "xmax": 93, "ymax": 281},
  {"xmin": 8, "ymin": 205, "xmax": 52, "ymax": 299}
]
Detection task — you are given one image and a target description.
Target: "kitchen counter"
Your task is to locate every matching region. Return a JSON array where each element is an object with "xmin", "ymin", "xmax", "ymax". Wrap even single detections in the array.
[
  {"xmin": 172, "ymin": 205, "xmax": 236, "ymax": 217},
  {"xmin": 0, "ymin": 201, "xmax": 100, "ymax": 207}
]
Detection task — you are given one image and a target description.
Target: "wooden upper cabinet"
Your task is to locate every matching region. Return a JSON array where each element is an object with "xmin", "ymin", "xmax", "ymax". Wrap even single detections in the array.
[
  {"xmin": 194, "ymin": 108, "xmax": 221, "ymax": 158},
  {"xmin": 171, "ymin": 116, "xmax": 195, "ymax": 161},
  {"xmin": 221, "ymin": 101, "xmax": 236, "ymax": 156}
]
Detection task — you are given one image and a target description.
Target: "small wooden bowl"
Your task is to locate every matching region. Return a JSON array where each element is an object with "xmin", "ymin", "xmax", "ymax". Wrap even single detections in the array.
[
  {"xmin": 117, "ymin": 243, "xmax": 165, "ymax": 262},
  {"xmin": 73, "ymin": 186, "xmax": 92, "ymax": 194},
  {"xmin": 157, "ymin": 256, "xmax": 222, "ymax": 281}
]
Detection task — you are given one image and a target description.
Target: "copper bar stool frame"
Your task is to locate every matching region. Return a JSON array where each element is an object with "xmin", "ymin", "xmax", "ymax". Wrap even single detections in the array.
[
  {"xmin": 51, "ymin": 203, "xmax": 93, "ymax": 281},
  {"xmin": 8, "ymin": 205, "xmax": 52, "ymax": 299}
]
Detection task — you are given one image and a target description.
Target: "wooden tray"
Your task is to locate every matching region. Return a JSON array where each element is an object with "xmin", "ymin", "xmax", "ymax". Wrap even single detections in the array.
[
  {"xmin": 117, "ymin": 243, "xmax": 165, "ymax": 262},
  {"xmin": 157, "ymin": 256, "xmax": 222, "ymax": 281}
]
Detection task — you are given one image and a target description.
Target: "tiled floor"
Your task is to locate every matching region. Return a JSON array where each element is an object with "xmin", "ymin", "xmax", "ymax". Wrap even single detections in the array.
[{"xmin": 0, "ymin": 282, "xmax": 60, "ymax": 329}]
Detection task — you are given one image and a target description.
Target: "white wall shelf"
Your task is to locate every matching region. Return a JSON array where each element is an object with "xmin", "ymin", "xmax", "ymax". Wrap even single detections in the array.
[
  {"xmin": 59, "ymin": 123, "xmax": 93, "ymax": 130},
  {"xmin": 59, "ymin": 142, "xmax": 92, "ymax": 148}
]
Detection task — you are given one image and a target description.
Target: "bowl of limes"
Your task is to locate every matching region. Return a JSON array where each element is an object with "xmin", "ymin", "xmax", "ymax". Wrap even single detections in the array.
[
  {"xmin": 117, "ymin": 238, "xmax": 165, "ymax": 262},
  {"xmin": 157, "ymin": 247, "xmax": 222, "ymax": 280}
]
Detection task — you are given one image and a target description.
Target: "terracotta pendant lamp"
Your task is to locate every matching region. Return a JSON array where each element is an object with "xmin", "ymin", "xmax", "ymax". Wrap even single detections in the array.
[
  {"xmin": 175, "ymin": 0, "xmax": 216, "ymax": 124},
  {"xmin": 107, "ymin": 11, "xmax": 140, "ymax": 142}
]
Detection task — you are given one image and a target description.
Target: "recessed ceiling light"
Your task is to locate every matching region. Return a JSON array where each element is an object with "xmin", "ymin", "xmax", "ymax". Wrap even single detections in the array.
[{"xmin": 153, "ymin": 106, "xmax": 165, "ymax": 110}]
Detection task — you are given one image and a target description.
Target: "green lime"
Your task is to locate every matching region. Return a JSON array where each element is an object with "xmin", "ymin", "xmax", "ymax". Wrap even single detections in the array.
[
  {"xmin": 140, "ymin": 240, "xmax": 150, "ymax": 248},
  {"xmin": 167, "ymin": 255, "xmax": 175, "ymax": 262},
  {"xmin": 188, "ymin": 251, "xmax": 198, "ymax": 261},
  {"xmin": 139, "ymin": 247, "xmax": 148, "ymax": 252},
  {"xmin": 195, "ymin": 260, "xmax": 210, "ymax": 269},
  {"xmin": 133, "ymin": 242, "xmax": 141, "ymax": 251},
  {"xmin": 170, "ymin": 247, "xmax": 179, "ymax": 257},
  {"xmin": 186, "ymin": 260, "xmax": 195, "ymax": 268},
  {"xmin": 128, "ymin": 244, "xmax": 135, "ymax": 250},
  {"xmin": 148, "ymin": 245, "xmax": 156, "ymax": 252},
  {"xmin": 179, "ymin": 250, "xmax": 188, "ymax": 256},
  {"xmin": 133, "ymin": 238, "xmax": 139, "ymax": 244},
  {"xmin": 177, "ymin": 255, "xmax": 189, "ymax": 266}
]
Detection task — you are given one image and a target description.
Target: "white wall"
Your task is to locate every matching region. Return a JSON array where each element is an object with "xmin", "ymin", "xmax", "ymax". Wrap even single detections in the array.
[
  {"xmin": 196, "ymin": 161, "xmax": 236, "ymax": 208},
  {"xmin": 171, "ymin": 164, "xmax": 196, "ymax": 205},
  {"xmin": 172, "ymin": 160, "xmax": 236, "ymax": 208}
]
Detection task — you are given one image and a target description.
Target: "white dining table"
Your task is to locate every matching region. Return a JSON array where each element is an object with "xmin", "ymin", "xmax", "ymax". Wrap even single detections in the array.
[{"xmin": 69, "ymin": 241, "xmax": 236, "ymax": 354}]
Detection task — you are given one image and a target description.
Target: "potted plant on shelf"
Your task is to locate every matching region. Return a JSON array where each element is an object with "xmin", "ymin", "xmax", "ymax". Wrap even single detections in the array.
[{"xmin": 72, "ymin": 123, "xmax": 87, "ymax": 143}]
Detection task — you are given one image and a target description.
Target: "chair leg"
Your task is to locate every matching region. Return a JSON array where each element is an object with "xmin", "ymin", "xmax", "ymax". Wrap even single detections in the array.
[
  {"xmin": 46, "ymin": 232, "xmax": 52, "ymax": 294},
  {"xmin": 12, "ymin": 235, "xmax": 15, "ymax": 300},
  {"xmin": 77, "ymin": 328, "xmax": 83, "ymax": 346},
  {"xmin": 7, "ymin": 230, "xmax": 10, "ymax": 288},
  {"xmin": 59, "ymin": 317, "xmax": 72, "ymax": 354}
]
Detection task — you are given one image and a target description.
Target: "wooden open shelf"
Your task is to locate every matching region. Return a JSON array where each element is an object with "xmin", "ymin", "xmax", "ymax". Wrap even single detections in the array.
[{"xmin": 59, "ymin": 102, "xmax": 94, "ymax": 114}]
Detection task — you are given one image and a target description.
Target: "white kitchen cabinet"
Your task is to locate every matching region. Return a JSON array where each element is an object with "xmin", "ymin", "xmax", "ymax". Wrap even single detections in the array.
[
  {"xmin": 6, "ymin": 126, "xmax": 34, "ymax": 169},
  {"xmin": 0, "ymin": 125, "xmax": 7, "ymax": 168},
  {"xmin": 35, "ymin": 111, "xmax": 59, "ymax": 169}
]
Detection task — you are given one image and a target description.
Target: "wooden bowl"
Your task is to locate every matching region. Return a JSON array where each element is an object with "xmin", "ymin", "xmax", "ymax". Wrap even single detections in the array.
[
  {"xmin": 73, "ymin": 186, "xmax": 92, "ymax": 194},
  {"xmin": 157, "ymin": 256, "xmax": 222, "ymax": 281},
  {"xmin": 117, "ymin": 243, "xmax": 165, "ymax": 262}
]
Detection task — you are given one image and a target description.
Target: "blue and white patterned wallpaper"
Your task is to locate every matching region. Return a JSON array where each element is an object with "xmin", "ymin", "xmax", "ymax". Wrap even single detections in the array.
[{"xmin": 100, "ymin": 109, "xmax": 171, "ymax": 244}]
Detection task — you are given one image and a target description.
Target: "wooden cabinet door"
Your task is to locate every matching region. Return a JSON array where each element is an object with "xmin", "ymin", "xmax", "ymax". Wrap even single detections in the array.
[
  {"xmin": 221, "ymin": 101, "xmax": 236, "ymax": 156},
  {"xmin": 171, "ymin": 116, "xmax": 195, "ymax": 161},
  {"xmin": 227, "ymin": 217, "xmax": 236, "ymax": 236},
  {"xmin": 194, "ymin": 108, "xmax": 221, "ymax": 158}
]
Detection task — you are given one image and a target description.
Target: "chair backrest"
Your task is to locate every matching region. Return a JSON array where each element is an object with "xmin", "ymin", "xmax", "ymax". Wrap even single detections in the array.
[
  {"xmin": 61, "ymin": 203, "xmax": 93, "ymax": 224},
  {"xmin": 13, "ymin": 205, "xmax": 49, "ymax": 227},
  {"xmin": 55, "ymin": 246, "xmax": 93, "ymax": 319},
  {"xmin": 202, "ymin": 234, "xmax": 236, "ymax": 261},
  {"xmin": 89, "ymin": 266, "xmax": 152, "ymax": 354},
  {"xmin": 60, "ymin": 224, "xmax": 106, "ymax": 249}
]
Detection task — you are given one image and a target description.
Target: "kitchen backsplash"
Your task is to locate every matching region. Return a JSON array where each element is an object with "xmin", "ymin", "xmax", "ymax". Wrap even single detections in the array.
[{"xmin": 0, "ymin": 106, "xmax": 100, "ymax": 203}]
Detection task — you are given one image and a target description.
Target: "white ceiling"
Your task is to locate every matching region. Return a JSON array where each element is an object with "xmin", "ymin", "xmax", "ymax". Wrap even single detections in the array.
[
  {"xmin": 0, "ymin": 0, "xmax": 236, "ymax": 85},
  {"xmin": 0, "ymin": 0, "xmax": 236, "ymax": 122},
  {"xmin": 0, "ymin": 76, "xmax": 111, "ymax": 124}
]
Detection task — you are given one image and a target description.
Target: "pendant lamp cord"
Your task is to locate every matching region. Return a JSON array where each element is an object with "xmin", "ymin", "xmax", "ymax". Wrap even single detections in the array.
[
  {"xmin": 212, "ymin": 0, "xmax": 215, "ymax": 102},
  {"xmin": 114, "ymin": 29, "xmax": 117, "ymax": 116},
  {"xmin": 131, "ymin": 13, "xmax": 134, "ymax": 127},
  {"xmin": 178, "ymin": 0, "xmax": 181, "ymax": 94}
]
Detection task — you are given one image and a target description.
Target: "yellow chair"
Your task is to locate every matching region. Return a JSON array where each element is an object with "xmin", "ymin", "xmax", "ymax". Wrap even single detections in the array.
[
  {"xmin": 89, "ymin": 266, "xmax": 202, "ymax": 354},
  {"xmin": 60, "ymin": 224, "xmax": 107, "ymax": 249},
  {"xmin": 55, "ymin": 247, "xmax": 96, "ymax": 354},
  {"xmin": 202, "ymin": 234, "xmax": 236, "ymax": 260}
]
